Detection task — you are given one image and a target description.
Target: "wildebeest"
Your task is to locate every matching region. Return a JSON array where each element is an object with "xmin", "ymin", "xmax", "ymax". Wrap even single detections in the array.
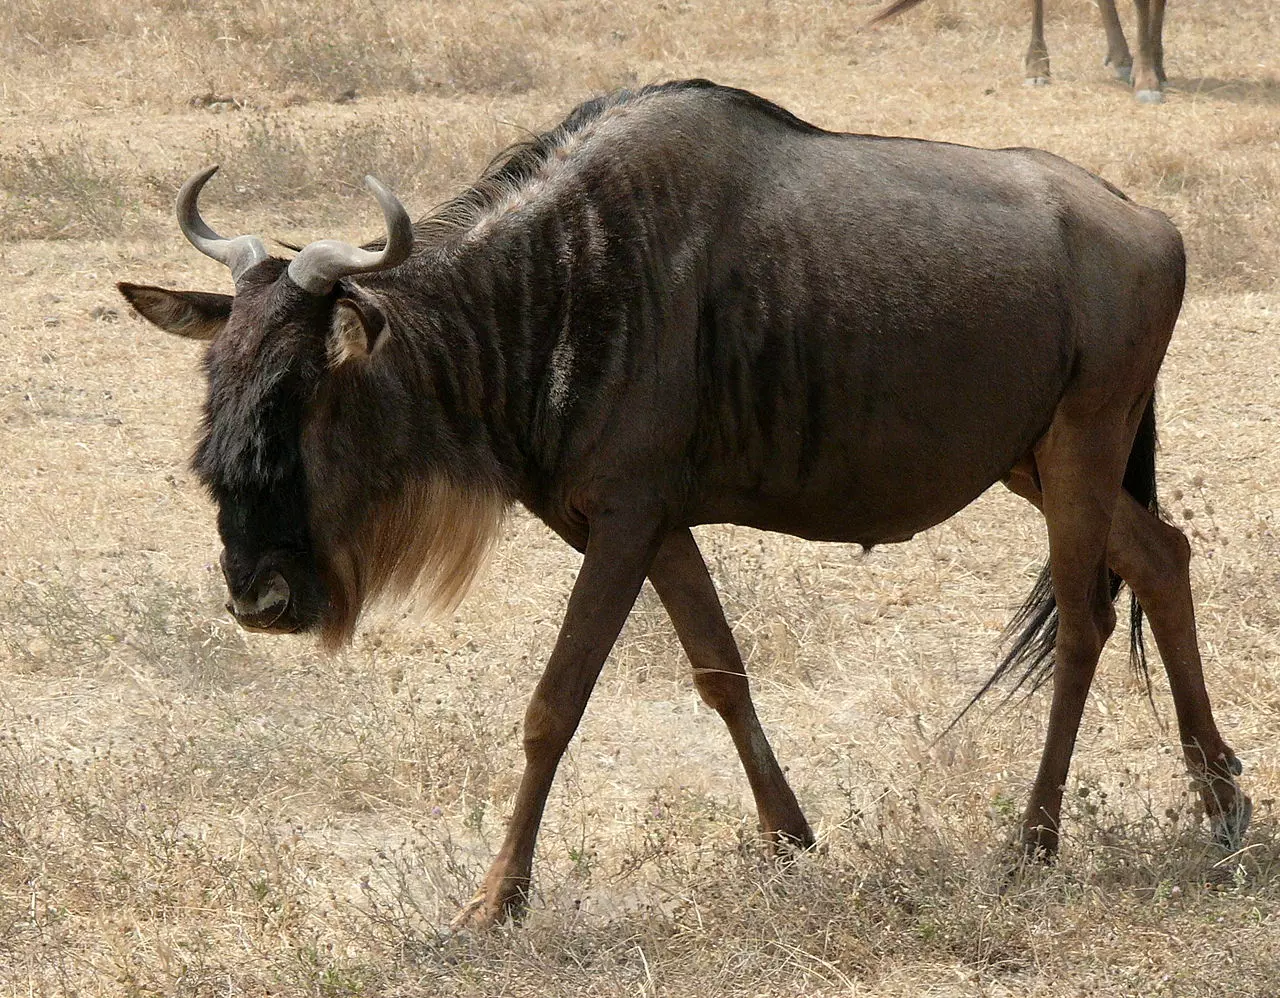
[
  {"xmin": 118, "ymin": 80, "xmax": 1248, "ymax": 928},
  {"xmin": 870, "ymin": 0, "xmax": 1170, "ymax": 102}
]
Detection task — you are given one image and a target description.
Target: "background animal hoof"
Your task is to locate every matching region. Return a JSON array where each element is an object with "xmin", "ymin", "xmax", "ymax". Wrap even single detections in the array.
[
  {"xmin": 1107, "ymin": 63, "xmax": 1133, "ymax": 84},
  {"xmin": 1024, "ymin": 76, "xmax": 1051, "ymax": 87},
  {"xmin": 1135, "ymin": 89, "xmax": 1164, "ymax": 104}
]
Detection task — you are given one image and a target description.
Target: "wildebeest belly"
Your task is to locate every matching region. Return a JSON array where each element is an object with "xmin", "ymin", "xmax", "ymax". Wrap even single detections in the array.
[{"xmin": 691, "ymin": 374, "xmax": 1061, "ymax": 546}]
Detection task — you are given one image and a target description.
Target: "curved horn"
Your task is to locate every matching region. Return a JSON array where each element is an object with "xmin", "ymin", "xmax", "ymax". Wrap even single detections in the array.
[
  {"xmin": 176, "ymin": 165, "xmax": 269, "ymax": 283},
  {"xmin": 286, "ymin": 176, "xmax": 414, "ymax": 296}
]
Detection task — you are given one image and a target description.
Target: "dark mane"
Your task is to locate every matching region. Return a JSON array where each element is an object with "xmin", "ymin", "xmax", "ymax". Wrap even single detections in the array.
[{"xmin": 411, "ymin": 80, "xmax": 824, "ymax": 245}]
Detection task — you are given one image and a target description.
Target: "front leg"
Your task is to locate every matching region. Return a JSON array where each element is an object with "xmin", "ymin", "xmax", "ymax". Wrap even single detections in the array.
[
  {"xmin": 451, "ymin": 502, "xmax": 665, "ymax": 929},
  {"xmin": 1131, "ymin": 0, "xmax": 1165, "ymax": 102},
  {"xmin": 648, "ymin": 527, "xmax": 814, "ymax": 849}
]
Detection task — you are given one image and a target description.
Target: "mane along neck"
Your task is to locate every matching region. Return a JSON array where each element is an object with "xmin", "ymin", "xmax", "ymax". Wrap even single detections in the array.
[
  {"xmin": 306, "ymin": 82, "xmax": 736, "ymax": 644},
  {"xmin": 413, "ymin": 81, "xmax": 702, "ymax": 249}
]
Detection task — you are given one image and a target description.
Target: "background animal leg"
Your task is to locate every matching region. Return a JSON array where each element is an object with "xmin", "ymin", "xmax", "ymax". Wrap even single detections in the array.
[
  {"xmin": 1106, "ymin": 494, "xmax": 1251, "ymax": 846},
  {"xmin": 648, "ymin": 528, "xmax": 815, "ymax": 849},
  {"xmin": 1021, "ymin": 424, "xmax": 1129, "ymax": 856},
  {"xmin": 452, "ymin": 508, "xmax": 664, "ymax": 929},
  {"xmin": 1025, "ymin": 0, "xmax": 1052, "ymax": 85},
  {"xmin": 1131, "ymin": 0, "xmax": 1165, "ymax": 101},
  {"xmin": 1149, "ymin": 0, "xmax": 1168, "ymax": 83},
  {"xmin": 1097, "ymin": 0, "xmax": 1134, "ymax": 82}
]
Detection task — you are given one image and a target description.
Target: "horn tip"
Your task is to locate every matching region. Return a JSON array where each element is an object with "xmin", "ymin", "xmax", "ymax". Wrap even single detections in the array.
[{"xmin": 179, "ymin": 164, "xmax": 222, "ymax": 203}]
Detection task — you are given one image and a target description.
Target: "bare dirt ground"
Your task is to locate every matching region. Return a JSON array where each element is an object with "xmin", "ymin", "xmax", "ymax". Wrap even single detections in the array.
[{"xmin": 2, "ymin": 1, "xmax": 1278, "ymax": 994}]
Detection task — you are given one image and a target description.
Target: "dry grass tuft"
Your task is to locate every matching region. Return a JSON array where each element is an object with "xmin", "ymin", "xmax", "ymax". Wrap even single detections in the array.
[
  {"xmin": 0, "ymin": 140, "xmax": 142, "ymax": 241},
  {"xmin": 0, "ymin": 563, "xmax": 256, "ymax": 685},
  {"xmin": 203, "ymin": 115, "xmax": 438, "ymax": 205},
  {"xmin": 1, "ymin": 0, "xmax": 130, "ymax": 52}
]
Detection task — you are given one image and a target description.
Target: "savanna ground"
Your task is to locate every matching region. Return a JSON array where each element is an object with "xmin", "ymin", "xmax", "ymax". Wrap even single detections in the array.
[{"xmin": 1, "ymin": 0, "xmax": 1279, "ymax": 994}]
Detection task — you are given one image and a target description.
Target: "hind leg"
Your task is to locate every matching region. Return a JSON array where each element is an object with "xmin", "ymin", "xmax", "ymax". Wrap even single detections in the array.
[
  {"xmin": 1107, "ymin": 494, "xmax": 1251, "ymax": 846},
  {"xmin": 1025, "ymin": 0, "xmax": 1051, "ymax": 85},
  {"xmin": 1004, "ymin": 468, "xmax": 1251, "ymax": 850},
  {"xmin": 1097, "ymin": 0, "xmax": 1134, "ymax": 82},
  {"xmin": 648, "ymin": 528, "xmax": 814, "ymax": 848},
  {"xmin": 1020, "ymin": 416, "xmax": 1135, "ymax": 856}
]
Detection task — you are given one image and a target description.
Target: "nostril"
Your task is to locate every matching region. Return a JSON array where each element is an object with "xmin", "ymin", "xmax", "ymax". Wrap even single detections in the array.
[{"xmin": 230, "ymin": 570, "xmax": 291, "ymax": 620}]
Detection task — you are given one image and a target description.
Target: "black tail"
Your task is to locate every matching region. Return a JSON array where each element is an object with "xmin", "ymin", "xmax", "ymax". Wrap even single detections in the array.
[
  {"xmin": 865, "ymin": 0, "xmax": 931, "ymax": 28},
  {"xmin": 958, "ymin": 398, "xmax": 1159, "ymax": 718}
]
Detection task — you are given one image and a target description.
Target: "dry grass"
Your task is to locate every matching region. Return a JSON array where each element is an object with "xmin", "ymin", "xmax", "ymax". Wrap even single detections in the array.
[
  {"xmin": 0, "ymin": 138, "xmax": 142, "ymax": 241},
  {"xmin": 3, "ymin": 0, "xmax": 1280, "ymax": 995}
]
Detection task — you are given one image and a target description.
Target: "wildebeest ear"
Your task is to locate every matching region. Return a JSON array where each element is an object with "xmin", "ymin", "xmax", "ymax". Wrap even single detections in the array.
[
  {"xmin": 331, "ymin": 283, "xmax": 390, "ymax": 361},
  {"xmin": 116, "ymin": 282, "xmax": 232, "ymax": 341}
]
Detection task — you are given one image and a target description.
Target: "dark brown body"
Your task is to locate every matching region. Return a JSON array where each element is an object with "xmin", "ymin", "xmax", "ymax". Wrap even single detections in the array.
[
  {"xmin": 678, "ymin": 141, "xmax": 1133, "ymax": 542},
  {"xmin": 119, "ymin": 81, "xmax": 1247, "ymax": 929}
]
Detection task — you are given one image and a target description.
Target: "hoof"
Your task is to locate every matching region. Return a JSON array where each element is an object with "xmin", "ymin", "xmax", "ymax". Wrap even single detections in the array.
[
  {"xmin": 1135, "ymin": 89, "xmax": 1164, "ymax": 104},
  {"xmin": 449, "ymin": 895, "xmax": 501, "ymax": 932},
  {"xmin": 771, "ymin": 825, "xmax": 818, "ymax": 852},
  {"xmin": 759, "ymin": 825, "xmax": 821, "ymax": 867},
  {"xmin": 1228, "ymin": 756, "xmax": 1244, "ymax": 777},
  {"xmin": 449, "ymin": 890, "xmax": 524, "ymax": 932},
  {"xmin": 1024, "ymin": 76, "xmax": 1051, "ymax": 88},
  {"xmin": 1107, "ymin": 62, "xmax": 1133, "ymax": 84},
  {"xmin": 1019, "ymin": 830, "xmax": 1059, "ymax": 865},
  {"xmin": 1211, "ymin": 794, "xmax": 1253, "ymax": 853},
  {"xmin": 1000, "ymin": 839, "xmax": 1055, "ymax": 892}
]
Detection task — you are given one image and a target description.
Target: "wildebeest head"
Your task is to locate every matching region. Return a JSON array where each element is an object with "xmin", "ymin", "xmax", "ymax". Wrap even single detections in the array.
[{"xmin": 118, "ymin": 165, "xmax": 419, "ymax": 645}]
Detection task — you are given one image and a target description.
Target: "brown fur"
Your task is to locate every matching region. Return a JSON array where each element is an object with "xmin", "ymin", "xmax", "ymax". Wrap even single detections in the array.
[{"xmin": 309, "ymin": 474, "xmax": 507, "ymax": 650}]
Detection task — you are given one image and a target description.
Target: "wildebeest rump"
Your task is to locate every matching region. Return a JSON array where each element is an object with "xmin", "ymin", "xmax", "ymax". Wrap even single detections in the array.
[
  {"xmin": 869, "ymin": 0, "xmax": 1171, "ymax": 103},
  {"xmin": 118, "ymin": 79, "xmax": 1248, "ymax": 928}
]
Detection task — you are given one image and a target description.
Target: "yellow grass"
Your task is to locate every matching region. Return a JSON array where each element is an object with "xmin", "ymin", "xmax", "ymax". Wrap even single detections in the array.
[{"xmin": 2, "ymin": 1, "xmax": 1279, "ymax": 994}]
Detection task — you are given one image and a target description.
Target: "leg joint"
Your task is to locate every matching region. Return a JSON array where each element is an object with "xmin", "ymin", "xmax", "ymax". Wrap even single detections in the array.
[
  {"xmin": 1159, "ymin": 523, "xmax": 1193, "ymax": 577},
  {"xmin": 522, "ymin": 693, "xmax": 580, "ymax": 759},
  {"xmin": 1126, "ymin": 520, "xmax": 1191, "ymax": 602},
  {"xmin": 692, "ymin": 666, "xmax": 751, "ymax": 715}
]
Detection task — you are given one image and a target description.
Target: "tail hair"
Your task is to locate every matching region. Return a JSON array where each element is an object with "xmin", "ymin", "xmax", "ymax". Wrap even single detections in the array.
[
  {"xmin": 947, "ymin": 398, "xmax": 1159, "ymax": 729},
  {"xmin": 866, "ymin": 0, "xmax": 931, "ymax": 27}
]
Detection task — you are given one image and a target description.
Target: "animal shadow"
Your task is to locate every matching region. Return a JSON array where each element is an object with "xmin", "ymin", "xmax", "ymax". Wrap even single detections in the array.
[{"xmin": 1167, "ymin": 76, "xmax": 1280, "ymax": 106}]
